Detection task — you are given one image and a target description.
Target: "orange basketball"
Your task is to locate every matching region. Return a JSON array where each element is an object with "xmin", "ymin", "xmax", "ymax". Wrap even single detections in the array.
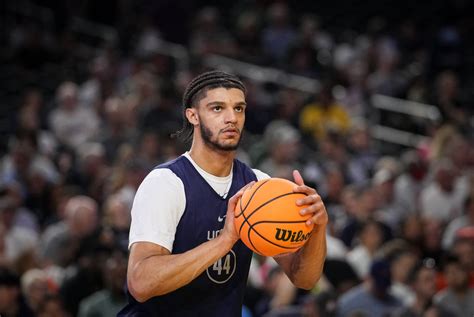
[{"xmin": 234, "ymin": 178, "xmax": 314, "ymax": 257}]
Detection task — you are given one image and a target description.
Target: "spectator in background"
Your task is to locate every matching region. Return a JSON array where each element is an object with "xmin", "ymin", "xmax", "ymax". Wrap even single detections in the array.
[
  {"xmin": 339, "ymin": 58, "xmax": 370, "ymax": 118},
  {"xmin": 451, "ymin": 237, "xmax": 474, "ymax": 283},
  {"xmin": 320, "ymin": 165, "xmax": 345, "ymax": 219},
  {"xmin": 420, "ymin": 159, "xmax": 465, "ymax": 223},
  {"xmin": 346, "ymin": 119, "xmax": 378, "ymax": 185},
  {"xmin": 40, "ymin": 195, "xmax": 99, "ymax": 268},
  {"xmin": 336, "ymin": 259, "xmax": 402, "ymax": 317},
  {"xmin": 189, "ymin": 7, "xmax": 237, "ymax": 57},
  {"xmin": 442, "ymin": 196, "xmax": 474, "ymax": 249},
  {"xmin": 100, "ymin": 194, "xmax": 131, "ymax": 252},
  {"xmin": 0, "ymin": 196, "xmax": 38, "ymax": 269},
  {"xmin": 21, "ymin": 268, "xmax": 50, "ymax": 314},
  {"xmin": 0, "ymin": 267, "xmax": 35, "ymax": 317},
  {"xmin": 398, "ymin": 215, "xmax": 424, "ymax": 250},
  {"xmin": 431, "ymin": 71, "xmax": 469, "ymax": 130},
  {"xmin": 99, "ymin": 97, "xmax": 133, "ymax": 163},
  {"xmin": 0, "ymin": 132, "xmax": 59, "ymax": 191},
  {"xmin": 37, "ymin": 294, "xmax": 70, "ymax": 317},
  {"xmin": 48, "ymin": 81, "xmax": 100, "ymax": 151},
  {"xmin": 420, "ymin": 218, "xmax": 445, "ymax": 266},
  {"xmin": 340, "ymin": 185, "xmax": 392, "ymax": 248},
  {"xmin": 78, "ymin": 249, "xmax": 128, "ymax": 317},
  {"xmin": 257, "ymin": 121, "xmax": 302, "ymax": 179},
  {"xmin": 393, "ymin": 258, "xmax": 453, "ymax": 317},
  {"xmin": 78, "ymin": 54, "xmax": 115, "ymax": 111},
  {"xmin": 299, "ymin": 85, "xmax": 351, "ymax": 144},
  {"xmin": 367, "ymin": 37, "xmax": 407, "ymax": 96},
  {"xmin": 254, "ymin": 266, "xmax": 298, "ymax": 317},
  {"xmin": 77, "ymin": 143, "xmax": 110, "ymax": 202},
  {"xmin": 386, "ymin": 245, "xmax": 418, "ymax": 305},
  {"xmin": 372, "ymin": 168, "xmax": 405, "ymax": 229},
  {"xmin": 234, "ymin": 10, "xmax": 263, "ymax": 63},
  {"xmin": 261, "ymin": 3, "xmax": 296, "ymax": 64},
  {"xmin": 394, "ymin": 150, "xmax": 428, "ymax": 215},
  {"xmin": 346, "ymin": 219, "xmax": 385, "ymax": 279},
  {"xmin": 434, "ymin": 255, "xmax": 474, "ymax": 317}
]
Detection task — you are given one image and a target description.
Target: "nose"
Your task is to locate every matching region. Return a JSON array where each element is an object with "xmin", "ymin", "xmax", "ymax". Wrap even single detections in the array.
[{"xmin": 224, "ymin": 108, "xmax": 237, "ymax": 124}]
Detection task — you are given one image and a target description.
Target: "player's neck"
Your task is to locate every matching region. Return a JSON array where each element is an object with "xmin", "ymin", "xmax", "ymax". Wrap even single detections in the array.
[{"xmin": 188, "ymin": 144, "xmax": 235, "ymax": 177}]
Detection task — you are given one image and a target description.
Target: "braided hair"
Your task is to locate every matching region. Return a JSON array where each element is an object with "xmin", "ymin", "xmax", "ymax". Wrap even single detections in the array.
[{"xmin": 173, "ymin": 70, "xmax": 246, "ymax": 142}]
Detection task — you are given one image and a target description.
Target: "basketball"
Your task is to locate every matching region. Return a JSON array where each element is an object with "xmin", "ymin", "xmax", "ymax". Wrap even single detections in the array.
[{"xmin": 234, "ymin": 178, "xmax": 314, "ymax": 257}]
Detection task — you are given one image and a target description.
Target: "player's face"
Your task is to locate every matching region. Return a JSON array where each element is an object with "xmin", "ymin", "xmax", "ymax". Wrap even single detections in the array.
[{"xmin": 196, "ymin": 87, "xmax": 246, "ymax": 152}]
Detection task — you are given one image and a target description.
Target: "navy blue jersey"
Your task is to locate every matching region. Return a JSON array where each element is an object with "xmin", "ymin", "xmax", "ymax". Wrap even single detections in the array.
[{"xmin": 118, "ymin": 156, "xmax": 257, "ymax": 317}]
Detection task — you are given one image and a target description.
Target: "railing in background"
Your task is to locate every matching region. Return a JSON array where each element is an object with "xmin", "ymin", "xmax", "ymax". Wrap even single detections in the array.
[
  {"xmin": 371, "ymin": 94, "xmax": 441, "ymax": 148},
  {"xmin": 204, "ymin": 55, "xmax": 320, "ymax": 94}
]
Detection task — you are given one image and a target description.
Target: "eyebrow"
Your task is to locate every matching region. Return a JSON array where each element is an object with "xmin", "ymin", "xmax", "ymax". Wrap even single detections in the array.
[{"xmin": 205, "ymin": 101, "xmax": 247, "ymax": 108}]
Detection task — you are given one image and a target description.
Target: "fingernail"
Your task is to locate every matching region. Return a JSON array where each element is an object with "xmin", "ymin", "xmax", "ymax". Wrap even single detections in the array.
[
  {"xmin": 300, "ymin": 209, "xmax": 305, "ymax": 215},
  {"xmin": 306, "ymin": 220, "xmax": 312, "ymax": 226}
]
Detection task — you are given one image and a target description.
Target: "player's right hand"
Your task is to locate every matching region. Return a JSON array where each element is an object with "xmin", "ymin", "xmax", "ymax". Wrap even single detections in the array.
[{"xmin": 221, "ymin": 181, "xmax": 255, "ymax": 246}]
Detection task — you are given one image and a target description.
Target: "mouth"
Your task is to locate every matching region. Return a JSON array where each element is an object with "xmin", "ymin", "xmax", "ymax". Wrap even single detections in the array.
[{"xmin": 221, "ymin": 127, "xmax": 240, "ymax": 136}]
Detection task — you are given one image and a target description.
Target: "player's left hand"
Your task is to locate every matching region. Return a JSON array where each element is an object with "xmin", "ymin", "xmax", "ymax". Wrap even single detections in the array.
[{"xmin": 292, "ymin": 170, "xmax": 328, "ymax": 227}]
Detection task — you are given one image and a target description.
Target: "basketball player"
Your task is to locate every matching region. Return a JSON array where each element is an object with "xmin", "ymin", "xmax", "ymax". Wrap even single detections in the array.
[{"xmin": 118, "ymin": 71, "xmax": 327, "ymax": 316}]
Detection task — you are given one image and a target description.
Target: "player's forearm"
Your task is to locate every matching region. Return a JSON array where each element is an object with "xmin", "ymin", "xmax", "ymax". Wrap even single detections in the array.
[
  {"xmin": 276, "ymin": 224, "xmax": 327, "ymax": 290},
  {"xmin": 128, "ymin": 234, "xmax": 235, "ymax": 302}
]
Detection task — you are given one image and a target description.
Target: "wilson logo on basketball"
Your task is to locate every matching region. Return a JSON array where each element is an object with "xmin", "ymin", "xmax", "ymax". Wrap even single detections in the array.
[{"xmin": 275, "ymin": 228, "xmax": 311, "ymax": 243}]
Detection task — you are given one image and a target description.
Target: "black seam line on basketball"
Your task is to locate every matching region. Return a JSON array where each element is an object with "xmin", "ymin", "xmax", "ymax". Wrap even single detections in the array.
[
  {"xmin": 238, "ymin": 192, "xmax": 307, "ymax": 236},
  {"xmin": 247, "ymin": 220, "xmax": 303, "ymax": 251},
  {"xmin": 248, "ymin": 228, "xmax": 264, "ymax": 256},
  {"xmin": 236, "ymin": 179, "xmax": 271, "ymax": 218}
]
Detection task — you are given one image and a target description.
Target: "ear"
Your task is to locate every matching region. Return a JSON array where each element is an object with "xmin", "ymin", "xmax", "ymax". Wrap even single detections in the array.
[{"xmin": 185, "ymin": 107, "xmax": 199, "ymax": 126}]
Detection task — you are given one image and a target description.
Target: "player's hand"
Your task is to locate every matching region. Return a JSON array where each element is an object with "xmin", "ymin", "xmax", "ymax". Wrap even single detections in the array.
[
  {"xmin": 221, "ymin": 181, "xmax": 256, "ymax": 246},
  {"xmin": 292, "ymin": 170, "xmax": 328, "ymax": 227}
]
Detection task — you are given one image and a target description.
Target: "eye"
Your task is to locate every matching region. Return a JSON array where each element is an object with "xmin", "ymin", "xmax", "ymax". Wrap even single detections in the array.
[
  {"xmin": 235, "ymin": 106, "xmax": 244, "ymax": 113},
  {"xmin": 212, "ymin": 106, "xmax": 222, "ymax": 112}
]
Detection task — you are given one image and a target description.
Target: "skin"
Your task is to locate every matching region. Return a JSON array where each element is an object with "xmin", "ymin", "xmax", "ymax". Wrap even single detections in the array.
[{"xmin": 127, "ymin": 87, "xmax": 328, "ymax": 302}]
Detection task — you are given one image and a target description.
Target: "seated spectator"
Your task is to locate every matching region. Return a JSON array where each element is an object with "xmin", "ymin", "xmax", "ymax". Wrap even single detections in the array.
[
  {"xmin": 21, "ymin": 268, "xmax": 50, "ymax": 314},
  {"xmin": 299, "ymin": 85, "xmax": 351, "ymax": 144},
  {"xmin": 78, "ymin": 249, "xmax": 127, "ymax": 317},
  {"xmin": 37, "ymin": 294, "xmax": 70, "ymax": 317},
  {"xmin": 442, "ymin": 195, "xmax": 474, "ymax": 249},
  {"xmin": 323, "ymin": 259, "xmax": 360, "ymax": 296},
  {"xmin": 0, "ymin": 267, "xmax": 35, "ymax": 317},
  {"xmin": 48, "ymin": 81, "xmax": 100, "ymax": 151},
  {"xmin": 336, "ymin": 259, "xmax": 402, "ymax": 317},
  {"xmin": 40, "ymin": 195, "xmax": 99, "ymax": 267},
  {"xmin": 387, "ymin": 246, "xmax": 418, "ymax": 305},
  {"xmin": 347, "ymin": 219, "xmax": 385, "ymax": 279},
  {"xmin": 0, "ymin": 196, "xmax": 38, "ymax": 266},
  {"xmin": 420, "ymin": 159, "xmax": 465, "ymax": 223},
  {"xmin": 393, "ymin": 258, "xmax": 454, "ymax": 317},
  {"xmin": 434, "ymin": 255, "xmax": 474, "ymax": 317}
]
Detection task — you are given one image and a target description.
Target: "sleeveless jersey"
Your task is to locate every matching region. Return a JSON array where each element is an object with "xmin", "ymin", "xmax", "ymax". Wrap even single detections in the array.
[{"xmin": 118, "ymin": 156, "xmax": 257, "ymax": 316}]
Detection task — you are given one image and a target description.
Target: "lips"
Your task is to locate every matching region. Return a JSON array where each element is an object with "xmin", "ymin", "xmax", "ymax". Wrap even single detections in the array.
[{"xmin": 222, "ymin": 127, "xmax": 240, "ymax": 135}]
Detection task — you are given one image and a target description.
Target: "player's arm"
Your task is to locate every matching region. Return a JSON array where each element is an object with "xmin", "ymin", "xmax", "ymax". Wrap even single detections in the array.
[
  {"xmin": 127, "ymin": 181, "xmax": 253, "ymax": 302},
  {"xmin": 273, "ymin": 170, "xmax": 327, "ymax": 290},
  {"xmin": 128, "ymin": 230, "xmax": 235, "ymax": 302}
]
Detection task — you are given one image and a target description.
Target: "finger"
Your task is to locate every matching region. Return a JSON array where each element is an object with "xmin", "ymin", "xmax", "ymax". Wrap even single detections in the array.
[
  {"xmin": 306, "ymin": 211, "xmax": 328, "ymax": 226},
  {"xmin": 299, "ymin": 201, "xmax": 324, "ymax": 215},
  {"xmin": 296, "ymin": 194, "xmax": 321, "ymax": 206},
  {"xmin": 238, "ymin": 181, "xmax": 255, "ymax": 197},
  {"xmin": 292, "ymin": 170, "xmax": 305, "ymax": 186},
  {"xmin": 228, "ymin": 181, "xmax": 255, "ymax": 207}
]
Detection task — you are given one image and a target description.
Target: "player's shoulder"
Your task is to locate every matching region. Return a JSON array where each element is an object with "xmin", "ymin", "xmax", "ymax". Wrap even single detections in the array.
[
  {"xmin": 252, "ymin": 168, "xmax": 270, "ymax": 181},
  {"xmin": 140, "ymin": 165, "xmax": 184, "ymax": 191},
  {"xmin": 233, "ymin": 158, "xmax": 270, "ymax": 181}
]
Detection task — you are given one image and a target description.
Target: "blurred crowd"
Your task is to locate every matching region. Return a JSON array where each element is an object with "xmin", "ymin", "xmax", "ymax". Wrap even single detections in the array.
[{"xmin": 1, "ymin": 1, "xmax": 474, "ymax": 316}]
